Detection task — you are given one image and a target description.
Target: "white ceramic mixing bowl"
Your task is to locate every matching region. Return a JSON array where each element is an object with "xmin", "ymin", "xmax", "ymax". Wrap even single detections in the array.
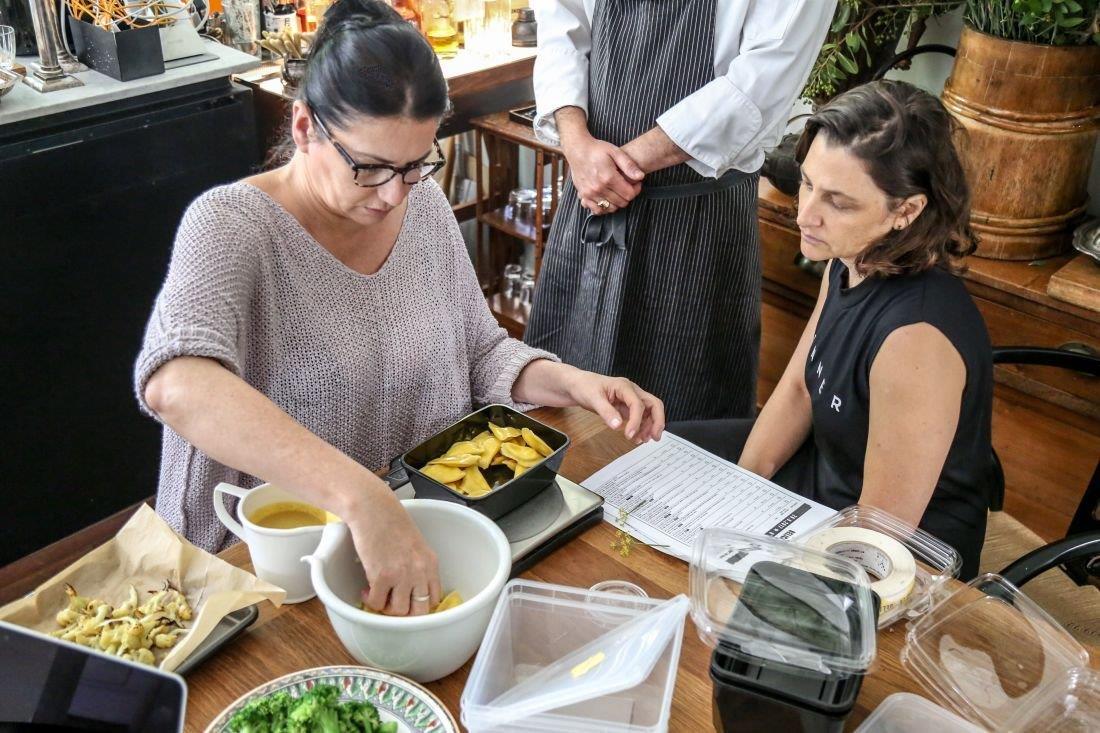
[{"xmin": 303, "ymin": 499, "xmax": 511, "ymax": 682}]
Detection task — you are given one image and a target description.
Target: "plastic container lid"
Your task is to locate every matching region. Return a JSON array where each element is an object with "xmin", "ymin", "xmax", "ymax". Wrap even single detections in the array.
[
  {"xmin": 901, "ymin": 573, "xmax": 1090, "ymax": 731},
  {"xmin": 795, "ymin": 505, "xmax": 961, "ymax": 627},
  {"xmin": 1004, "ymin": 666, "xmax": 1100, "ymax": 732},
  {"xmin": 461, "ymin": 580, "xmax": 688, "ymax": 733},
  {"xmin": 854, "ymin": 693, "xmax": 984, "ymax": 732},
  {"xmin": 589, "ymin": 580, "xmax": 648, "ymax": 598},
  {"xmin": 689, "ymin": 528, "xmax": 878, "ymax": 676}
]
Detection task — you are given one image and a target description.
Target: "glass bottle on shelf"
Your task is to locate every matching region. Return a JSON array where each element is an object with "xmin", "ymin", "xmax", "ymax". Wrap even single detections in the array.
[
  {"xmin": 305, "ymin": 0, "xmax": 332, "ymax": 30},
  {"xmin": 420, "ymin": 0, "xmax": 458, "ymax": 58},
  {"xmin": 390, "ymin": 0, "xmax": 420, "ymax": 26},
  {"xmin": 482, "ymin": 0, "xmax": 510, "ymax": 50}
]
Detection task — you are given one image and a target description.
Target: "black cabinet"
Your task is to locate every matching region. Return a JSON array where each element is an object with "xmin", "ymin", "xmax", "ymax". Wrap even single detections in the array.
[{"xmin": 0, "ymin": 80, "xmax": 259, "ymax": 564}]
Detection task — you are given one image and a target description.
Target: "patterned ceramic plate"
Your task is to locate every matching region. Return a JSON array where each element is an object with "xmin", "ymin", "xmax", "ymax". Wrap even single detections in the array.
[{"xmin": 205, "ymin": 665, "xmax": 458, "ymax": 733}]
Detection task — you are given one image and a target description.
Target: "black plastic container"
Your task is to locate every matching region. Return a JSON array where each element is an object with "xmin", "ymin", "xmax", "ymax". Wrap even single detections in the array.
[
  {"xmin": 710, "ymin": 645, "xmax": 863, "ymax": 733},
  {"xmin": 402, "ymin": 404, "xmax": 569, "ymax": 519},
  {"xmin": 707, "ymin": 562, "xmax": 880, "ymax": 733},
  {"xmin": 68, "ymin": 18, "xmax": 165, "ymax": 82}
]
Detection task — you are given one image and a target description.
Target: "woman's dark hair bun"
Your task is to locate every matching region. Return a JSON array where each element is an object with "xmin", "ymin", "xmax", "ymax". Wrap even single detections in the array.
[
  {"xmin": 319, "ymin": 0, "xmax": 401, "ymax": 33},
  {"xmin": 299, "ymin": 0, "xmax": 449, "ymax": 127}
]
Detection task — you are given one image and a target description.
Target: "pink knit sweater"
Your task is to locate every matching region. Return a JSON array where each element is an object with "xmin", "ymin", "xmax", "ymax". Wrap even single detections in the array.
[{"xmin": 135, "ymin": 179, "xmax": 555, "ymax": 552}]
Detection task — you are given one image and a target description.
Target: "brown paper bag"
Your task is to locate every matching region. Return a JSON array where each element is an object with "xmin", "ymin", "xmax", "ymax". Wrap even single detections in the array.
[{"xmin": 0, "ymin": 504, "xmax": 286, "ymax": 672}]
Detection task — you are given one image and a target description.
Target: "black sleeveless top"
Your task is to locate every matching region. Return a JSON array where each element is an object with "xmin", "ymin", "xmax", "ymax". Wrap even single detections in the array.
[{"xmin": 803, "ymin": 261, "xmax": 993, "ymax": 578}]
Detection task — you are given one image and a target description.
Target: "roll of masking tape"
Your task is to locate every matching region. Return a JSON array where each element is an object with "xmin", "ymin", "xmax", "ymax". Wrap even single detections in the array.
[{"xmin": 804, "ymin": 527, "xmax": 917, "ymax": 618}]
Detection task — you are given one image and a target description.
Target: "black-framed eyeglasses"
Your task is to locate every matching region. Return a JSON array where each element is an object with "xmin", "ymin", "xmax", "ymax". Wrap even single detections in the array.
[{"xmin": 312, "ymin": 110, "xmax": 446, "ymax": 188}]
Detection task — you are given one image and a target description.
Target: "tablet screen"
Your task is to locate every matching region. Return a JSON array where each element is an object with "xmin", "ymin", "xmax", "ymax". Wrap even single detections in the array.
[{"xmin": 0, "ymin": 623, "xmax": 185, "ymax": 732}]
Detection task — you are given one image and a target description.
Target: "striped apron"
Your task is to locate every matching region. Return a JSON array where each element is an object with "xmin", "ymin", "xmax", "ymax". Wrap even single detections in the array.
[{"xmin": 524, "ymin": 0, "xmax": 762, "ymax": 421}]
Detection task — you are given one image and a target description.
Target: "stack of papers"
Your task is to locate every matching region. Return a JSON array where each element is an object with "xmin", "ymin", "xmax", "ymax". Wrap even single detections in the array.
[{"xmin": 583, "ymin": 433, "xmax": 836, "ymax": 561}]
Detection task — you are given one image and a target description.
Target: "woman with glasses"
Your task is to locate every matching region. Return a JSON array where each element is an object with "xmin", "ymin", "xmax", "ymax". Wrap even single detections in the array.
[{"xmin": 134, "ymin": 0, "xmax": 665, "ymax": 617}]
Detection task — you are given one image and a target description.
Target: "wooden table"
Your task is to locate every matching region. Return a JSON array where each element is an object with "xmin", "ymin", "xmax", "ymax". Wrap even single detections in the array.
[{"xmin": 183, "ymin": 406, "xmax": 948, "ymax": 732}]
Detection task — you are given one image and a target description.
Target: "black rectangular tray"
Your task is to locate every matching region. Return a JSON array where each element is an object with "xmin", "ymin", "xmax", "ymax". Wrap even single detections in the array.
[
  {"xmin": 508, "ymin": 104, "xmax": 537, "ymax": 127},
  {"xmin": 402, "ymin": 404, "xmax": 570, "ymax": 519},
  {"xmin": 174, "ymin": 603, "xmax": 258, "ymax": 675}
]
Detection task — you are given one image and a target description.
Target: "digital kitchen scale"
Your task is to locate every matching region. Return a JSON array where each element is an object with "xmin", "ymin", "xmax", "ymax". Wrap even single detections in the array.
[{"xmin": 385, "ymin": 462, "xmax": 605, "ymax": 576}]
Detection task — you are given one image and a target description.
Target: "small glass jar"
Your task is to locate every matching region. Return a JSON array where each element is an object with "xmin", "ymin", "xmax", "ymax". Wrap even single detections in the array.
[
  {"xmin": 507, "ymin": 188, "xmax": 537, "ymax": 229},
  {"xmin": 501, "ymin": 263, "xmax": 523, "ymax": 299},
  {"xmin": 518, "ymin": 273, "xmax": 536, "ymax": 304}
]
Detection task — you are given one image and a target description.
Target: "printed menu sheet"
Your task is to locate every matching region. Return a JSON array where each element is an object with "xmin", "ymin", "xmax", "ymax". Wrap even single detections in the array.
[{"xmin": 584, "ymin": 432, "xmax": 837, "ymax": 561}]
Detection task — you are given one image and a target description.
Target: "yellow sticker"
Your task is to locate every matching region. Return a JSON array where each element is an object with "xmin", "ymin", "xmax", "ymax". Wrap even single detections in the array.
[{"xmin": 570, "ymin": 651, "xmax": 606, "ymax": 678}]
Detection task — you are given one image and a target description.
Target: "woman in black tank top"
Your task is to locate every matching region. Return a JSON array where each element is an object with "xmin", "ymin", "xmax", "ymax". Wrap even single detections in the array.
[{"xmin": 670, "ymin": 80, "xmax": 993, "ymax": 579}]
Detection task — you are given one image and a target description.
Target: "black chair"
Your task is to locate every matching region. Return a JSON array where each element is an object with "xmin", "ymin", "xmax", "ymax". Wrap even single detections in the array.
[
  {"xmin": 988, "ymin": 346, "xmax": 1100, "ymax": 512},
  {"xmin": 980, "ymin": 346, "xmax": 1100, "ymax": 643},
  {"xmin": 1000, "ymin": 456, "xmax": 1100, "ymax": 589}
]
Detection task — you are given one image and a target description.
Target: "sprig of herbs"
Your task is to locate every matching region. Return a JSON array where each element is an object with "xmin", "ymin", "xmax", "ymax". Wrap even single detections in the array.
[
  {"xmin": 964, "ymin": 0, "xmax": 1100, "ymax": 45},
  {"xmin": 804, "ymin": 1, "xmax": 964, "ymax": 104}
]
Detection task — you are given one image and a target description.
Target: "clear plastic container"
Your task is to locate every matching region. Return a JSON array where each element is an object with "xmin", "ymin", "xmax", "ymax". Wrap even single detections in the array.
[
  {"xmin": 796, "ymin": 505, "xmax": 961, "ymax": 627},
  {"xmin": 691, "ymin": 529, "xmax": 880, "ymax": 733},
  {"xmin": 690, "ymin": 528, "xmax": 878, "ymax": 675},
  {"xmin": 461, "ymin": 580, "xmax": 688, "ymax": 733},
  {"xmin": 854, "ymin": 693, "xmax": 983, "ymax": 732},
  {"xmin": 901, "ymin": 573, "xmax": 1091, "ymax": 731},
  {"xmin": 1005, "ymin": 667, "xmax": 1100, "ymax": 731}
]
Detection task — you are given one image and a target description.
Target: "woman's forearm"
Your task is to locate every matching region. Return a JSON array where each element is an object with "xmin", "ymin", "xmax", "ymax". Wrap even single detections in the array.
[
  {"xmin": 510, "ymin": 358, "xmax": 584, "ymax": 406},
  {"xmin": 143, "ymin": 356, "xmax": 396, "ymax": 521},
  {"xmin": 738, "ymin": 381, "xmax": 813, "ymax": 479}
]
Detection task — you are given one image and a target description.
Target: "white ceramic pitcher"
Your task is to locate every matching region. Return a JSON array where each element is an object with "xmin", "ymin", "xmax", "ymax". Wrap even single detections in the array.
[{"xmin": 213, "ymin": 482, "xmax": 332, "ymax": 603}]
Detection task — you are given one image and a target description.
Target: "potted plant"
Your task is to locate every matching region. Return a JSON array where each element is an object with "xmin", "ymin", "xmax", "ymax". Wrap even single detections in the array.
[
  {"xmin": 804, "ymin": 0, "xmax": 963, "ymax": 105},
  {"xmin": 763, "ymin": 1, "xmax": 962, "ymax": 196},
  {"xmin": 942, "ymin": 0, "xmax": 1100, "ymax": 260}
]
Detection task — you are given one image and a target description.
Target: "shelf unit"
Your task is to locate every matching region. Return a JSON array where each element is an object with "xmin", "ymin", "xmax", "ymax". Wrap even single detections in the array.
[{"xmin": 471, "ymin": 111, "xmax": 566, "ymax": 337}]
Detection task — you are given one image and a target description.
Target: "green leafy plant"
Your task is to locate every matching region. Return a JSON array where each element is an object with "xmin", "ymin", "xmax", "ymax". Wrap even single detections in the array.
[
  {"xmin": 964, "ymin": 0, "xmax": 1100, "ymax": 45},
  {"xmin": 804, "ymin": 1, "xmax": 964, "ymax": 105}
]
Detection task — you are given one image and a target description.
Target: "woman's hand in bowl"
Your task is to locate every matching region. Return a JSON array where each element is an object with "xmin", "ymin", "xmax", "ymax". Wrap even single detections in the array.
[{"xmin": 344, "ymin": 487, "xmax": 441, "ymax": 616}]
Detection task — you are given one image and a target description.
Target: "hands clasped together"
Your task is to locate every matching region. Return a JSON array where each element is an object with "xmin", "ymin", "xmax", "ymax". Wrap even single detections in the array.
[{"xmin": 563, "ymin": 133, "xmax": 645, "ymax": 217}]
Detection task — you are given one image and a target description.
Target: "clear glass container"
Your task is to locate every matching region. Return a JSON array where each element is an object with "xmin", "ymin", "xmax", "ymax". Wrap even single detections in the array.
[
  {"xmin": 500, "ymin": 263, "xmax": 523, "ymax": 299},
  {"xmin": 420, "ymin": 0, "xmax": 458, "ymax": 58},
  {"xmin": 518, "ymin": 273, "xmax": 535, "ymax": 304},
  {"xmin": 465, "ymin": 0, "xmax": 509, "ymax": 56}
]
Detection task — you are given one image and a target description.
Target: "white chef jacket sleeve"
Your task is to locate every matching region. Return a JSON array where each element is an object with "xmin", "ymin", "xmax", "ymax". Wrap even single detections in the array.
[
  {"xmin": 531, "ymin": 0, "xmax": 592, "ymax": 146},
  {"xmin": 656, "ymin": 0, "xmax": 838, "ymax": 178}
]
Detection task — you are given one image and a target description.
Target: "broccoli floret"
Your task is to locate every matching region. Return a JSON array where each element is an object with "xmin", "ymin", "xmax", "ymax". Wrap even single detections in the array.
[
  {"xmin": 336, "ymin": 700, "xmax": 381, "ymax": 732},
  {"xmin": 287, "ymin": 684, "xmax": 343, "ymax": 733},
  {"xmin": 226, "ymin": 691, "xmax": 294, "ymax": 732},
  {"xmin": 229, "ymin": 683, "xmax": 391, "ymax": 733}
]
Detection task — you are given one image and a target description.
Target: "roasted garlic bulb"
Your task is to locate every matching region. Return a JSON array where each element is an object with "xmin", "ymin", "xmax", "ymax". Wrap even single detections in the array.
[{"xmin": 51, "ymin": 582, "xmax": 191, "ymax": 666}]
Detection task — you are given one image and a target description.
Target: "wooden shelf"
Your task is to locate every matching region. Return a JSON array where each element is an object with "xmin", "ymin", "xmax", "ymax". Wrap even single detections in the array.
[
  {"xmin": 486, "ymin": 292, "xmax": 529, "ymax": 338},
  {"xmin": 478, "ymin": 206, "xmax": 550, "ymax": 244},
  {"xmin": 471, "ymin": 111, "xmax": 563, "ymax": 155}
]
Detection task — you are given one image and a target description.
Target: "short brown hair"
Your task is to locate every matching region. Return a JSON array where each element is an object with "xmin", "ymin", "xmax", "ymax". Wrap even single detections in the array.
[{"xmin": 794, "ymin": 80, "xmax": 978, "ymax": 277}]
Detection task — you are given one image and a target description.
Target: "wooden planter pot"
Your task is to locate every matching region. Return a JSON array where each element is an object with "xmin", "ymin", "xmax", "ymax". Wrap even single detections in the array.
[{"xmin": 942, "ymin": 26, "xmax": 1100, "ymax": 261}]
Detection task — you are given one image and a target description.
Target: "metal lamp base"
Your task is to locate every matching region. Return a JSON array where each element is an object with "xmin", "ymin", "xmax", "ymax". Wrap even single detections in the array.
[
  {"xmin": 58, "ymin": 52, "xmax": 89, "ymax": 75},
  {"xmin": 22, "ymin": 65, "xmax": 84, "ymax": 92}
]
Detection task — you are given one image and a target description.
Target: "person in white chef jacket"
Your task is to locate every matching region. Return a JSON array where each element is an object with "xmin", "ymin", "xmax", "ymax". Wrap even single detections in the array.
[{"xmin": 524, "ymin": 0, "xmax": 837, "ymax": 423}]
